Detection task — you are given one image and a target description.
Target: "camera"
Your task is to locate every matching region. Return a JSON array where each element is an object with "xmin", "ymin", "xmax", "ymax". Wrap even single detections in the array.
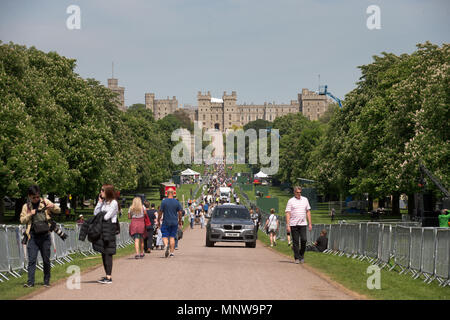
[{"xmin": 49, "ymin": 221, "xmax": 68, "ymax": 240}]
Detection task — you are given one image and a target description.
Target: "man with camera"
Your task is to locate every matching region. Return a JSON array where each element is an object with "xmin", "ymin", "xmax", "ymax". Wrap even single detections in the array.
[{"xmin": 20, "ymin": 185, "xmax": 62, "ymax": 288}]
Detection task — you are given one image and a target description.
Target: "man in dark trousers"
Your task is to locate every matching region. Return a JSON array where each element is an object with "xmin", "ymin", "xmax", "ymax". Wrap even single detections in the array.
[
  {"xmin": 20, "ymin": 185, "xmax": 61, "ymax": 288},
  {"xmin": 285, "ymin": 186, "xmax": 312, "ymax": 264}
]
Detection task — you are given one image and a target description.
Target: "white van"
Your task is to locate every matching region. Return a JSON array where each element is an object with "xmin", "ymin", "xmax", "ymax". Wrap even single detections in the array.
[{"xmin": 219, "ymin": 187, "xmax": 231, "ymax": 202}]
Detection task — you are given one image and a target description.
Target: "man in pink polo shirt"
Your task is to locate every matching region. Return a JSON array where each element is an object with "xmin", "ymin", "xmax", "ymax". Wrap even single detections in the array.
[{"xmin": 285, "ymin": 186, "xmax": 312, "ymax": 264}]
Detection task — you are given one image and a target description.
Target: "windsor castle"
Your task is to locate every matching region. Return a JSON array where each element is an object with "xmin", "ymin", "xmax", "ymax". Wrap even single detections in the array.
[{"xmin": 108, "ymin": 77, "xmax": 331, "ymax": 131}]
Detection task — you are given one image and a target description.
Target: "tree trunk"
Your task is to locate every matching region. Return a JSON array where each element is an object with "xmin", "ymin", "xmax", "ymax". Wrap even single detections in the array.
[
  {"xmin": 60, "ymin": 196, "xmax": 68, "ymax": 214},
  {"xmin": 407, "ymin": 193, "xmax": 415, "ymax": 217},
  {"xmin": 0, "ymin": 196, "xmax": 4, "ymax": 223},
  {"xmin": 392, "ymin": 193, "xmax": 400, "ymax": 216},
  {"xmin": 71, "ymin": 195, "xmax": 77, "ymax": 211},
  {"xmin": 379, "ymin": 197, "xmax": 386, "ymax": 209},
  {"xmin": 368, "ymin": 194, "xmax": 373, "ymax": 212},
  {"xmin": 14, "ymin": 197, "xmax": 25, "ymax": 222}
]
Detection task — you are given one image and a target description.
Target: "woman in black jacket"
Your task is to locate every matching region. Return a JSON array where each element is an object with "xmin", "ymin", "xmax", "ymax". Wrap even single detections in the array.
[{"xmin": 93, "ymin": 184, "xmax": 119, "ymax": 284}]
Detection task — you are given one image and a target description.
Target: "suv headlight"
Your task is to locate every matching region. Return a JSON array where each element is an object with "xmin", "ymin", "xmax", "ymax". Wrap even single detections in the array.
[
  {"xmin": 243, "ymin": 224, "xmax": 254, "ymax": 230},
  {"xmin": 211, "ymin": 224, "xmax": 222, "ymax": 228}
]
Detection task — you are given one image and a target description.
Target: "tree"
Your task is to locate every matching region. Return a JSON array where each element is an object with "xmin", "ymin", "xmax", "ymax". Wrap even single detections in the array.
[
  {"xmin": 0, "ymin": 42, "xmax": 181, "ymax": 221},
  {"xmin": 311, "ymin": 42, "xmax": 449, "ymax": 214}
]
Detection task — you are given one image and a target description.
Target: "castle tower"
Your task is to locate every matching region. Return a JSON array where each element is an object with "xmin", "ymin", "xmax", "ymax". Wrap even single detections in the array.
[
  {"xmin": 299, "ymin": 88, "xmax": 329, "ymax": 120},
  {"xmin": 144, "ymin": 93, "xmax": 178, "ymax": 120},
  {"xmin": 197, "ymin": 91, "xmax": 213, "ymax": 130},
  {"xmin": 107, "ymin": 77, "xmax": 126, "ymax": 111},
  {"xmin": 223, "ymin": 91, "xmax": 237, "ymax": 131},
  {"xmin": 145, "ymin": 93, "xmax": 155, "ymax": 114}
]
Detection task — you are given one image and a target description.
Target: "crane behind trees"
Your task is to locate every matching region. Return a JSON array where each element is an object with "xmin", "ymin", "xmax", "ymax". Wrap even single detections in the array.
[{"xmin": 318, "ymin": 85, "xmax": 343, "ymax": 108}]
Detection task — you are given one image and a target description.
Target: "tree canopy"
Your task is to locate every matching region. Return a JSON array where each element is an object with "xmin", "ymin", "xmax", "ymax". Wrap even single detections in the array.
[{"xmin": 0, "ymin": 42, "xmax": 185, "ymax": 220}]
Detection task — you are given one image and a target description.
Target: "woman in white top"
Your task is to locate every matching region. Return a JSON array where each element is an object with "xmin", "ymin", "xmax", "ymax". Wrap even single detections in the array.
[
  {"xmin": 199, "ymin": 209, "xmax": 205, "ymax": 229},
  {"xmin": 93, "ymin": 184, "xmax": 118, "ymax": 284},
  {"xmin": 264, "ymin": 208, "xmax": 279, "ymax": 247}
]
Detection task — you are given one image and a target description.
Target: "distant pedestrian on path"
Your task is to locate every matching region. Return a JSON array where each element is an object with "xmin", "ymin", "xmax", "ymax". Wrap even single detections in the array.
[
  {"xmin": 199, "ymin": 209, "xmax": 205, "ymax": 229},
  {"xmin": 330, "ymin": 208, "xmax": 336, "ymax": 222},
  {"xmin": 255, "ymin": 208, "xmax": 262, "ymax": 239},
  {"xmin": 264, "ymin": 208, "xmax": 279, "ymax": 247},
  {"xmin": 144, "ymin": 202, "xmax": 157, "ymax": 252},
  {"xmin": 189, "ymin": 205, "xmax": 195, "ymax": 229},
  {"xmin": 155, "ymin": 206, "xmax": 164, "ymax": 250},
  {"xmin": 158, "ymin": 189, "xmax": 183, "ymax": 258},
  {"xmin": 94, "ymin": 184, "xmax": 119, "ymax": 284},
  {"xmin": 21, "ymin": 185, "xmax": 61, "ymax": 288},
  {"xmin": 285, "ymin": 186, "xmax": 312, "ymax": 264},
  {"xmin": 128, "ymin": 197, "xmax": 146, "ymax": 259}
]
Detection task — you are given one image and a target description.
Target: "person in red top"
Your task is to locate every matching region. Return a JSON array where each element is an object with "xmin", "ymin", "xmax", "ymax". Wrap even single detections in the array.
[
  {"xmin": 128, "ymin": 197, "xmax": 146, "ymax": 259},
  {"xmin": 285, "ymin": 186, "xmax": 312, "ymax": 264}
]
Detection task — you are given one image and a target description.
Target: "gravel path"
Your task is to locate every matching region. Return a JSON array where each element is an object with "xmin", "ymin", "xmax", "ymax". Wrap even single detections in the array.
[{"xmin": 27, "ymin": 226, "xmax": 359, "ymax": 300}]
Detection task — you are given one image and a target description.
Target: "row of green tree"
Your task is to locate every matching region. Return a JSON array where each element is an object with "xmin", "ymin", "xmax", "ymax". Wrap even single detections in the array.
[
  {"xmin": 242, "ymin": 42, "xmax": 449, "ymax": 214},
  {"xmin": 0, "ymin": 42, "xmax": 191, "ymax": 221}
]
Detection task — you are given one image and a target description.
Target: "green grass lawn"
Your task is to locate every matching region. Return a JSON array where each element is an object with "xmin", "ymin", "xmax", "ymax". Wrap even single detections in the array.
[
  {"xmin": 227, "ymin": 163, "xmax": 252, "ymax": 176},
  {"xmin": 257, "ymin": 230, "xmax": 450, "ymax": 300},
  {"xmin": 236, "ymin": 184, "xmax": 404, "ymax": 224}
]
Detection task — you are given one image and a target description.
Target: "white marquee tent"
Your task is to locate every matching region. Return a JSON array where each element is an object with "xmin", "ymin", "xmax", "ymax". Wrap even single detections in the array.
[
  {"xmin": 181, "ymin": 168, "xmax": 200, "ymax": 176},
  {"xmin": 254, "ymin": 170, "xmax": 269, "ymax": 178}
]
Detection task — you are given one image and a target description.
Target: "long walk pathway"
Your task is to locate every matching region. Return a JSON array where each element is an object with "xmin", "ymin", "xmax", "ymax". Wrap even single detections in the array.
[{"xmin": 27, "ymin": 225, "xmax": 358, "ymax": 300}]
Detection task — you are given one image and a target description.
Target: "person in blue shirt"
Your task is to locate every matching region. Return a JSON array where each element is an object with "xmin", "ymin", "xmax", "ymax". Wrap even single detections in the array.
[{"xmin": 158, "ymin": 189, "xmax": 183, "ymax": 258}]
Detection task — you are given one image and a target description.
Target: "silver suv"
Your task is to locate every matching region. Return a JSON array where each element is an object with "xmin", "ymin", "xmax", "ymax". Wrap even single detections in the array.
[{"xmin": 206, "ymin": 204, "xmax": 256, "ymax": 248}]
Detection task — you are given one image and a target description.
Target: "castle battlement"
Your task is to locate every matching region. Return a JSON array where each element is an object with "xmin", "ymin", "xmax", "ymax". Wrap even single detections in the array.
[{"xmin": 107, "ymin": 76, "xmax": 330, "ymax": 128}]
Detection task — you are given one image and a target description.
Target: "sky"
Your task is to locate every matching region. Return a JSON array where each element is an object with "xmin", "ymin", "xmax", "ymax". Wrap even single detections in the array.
[{"xmin": 1, "ymin": 0, "xmax": 449, "ymax": 107}]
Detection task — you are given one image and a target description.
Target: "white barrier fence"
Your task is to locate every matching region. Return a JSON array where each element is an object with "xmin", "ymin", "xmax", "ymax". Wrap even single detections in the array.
[
  {"xmin": 236, "ymin": 184, "xmax": 449, "ymax": 287},
  {"xmin": 315, "ymin": 222, "xmax": 448, "ymax": 287},
  {"xmin": 0, "ymin": 222, "xmax": 133, "ymax": 282}
]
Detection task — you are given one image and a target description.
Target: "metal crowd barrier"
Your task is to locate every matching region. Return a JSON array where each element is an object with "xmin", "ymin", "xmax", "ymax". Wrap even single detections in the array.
[
  {"xmin": 235, "ymin": 186, "xmax": 450, "ymax": 287},
  {"xmin": 377, "ymin": 224, "xmax": 391, "ymax": 269},
  {"xmin": 409, "ymin": 227, "xmax": 423, "ymax": 278},
  {"xmin": 421, "ymin": 228, "xmax": 436, "ymax": 283},
  {"xmin": 435, "ymin": 229, "xmax": 450, "ymax": 287},
  {"xmin": 0, "ymin": 222, "xmax": 132, "ymax": 282},
  {"xmin": 0, "ymin": 225, "xmax": 10, "ymax": 281},
  {"xmin": 390, "ymin": 226, "xmax": 410, "ymax": 273}
]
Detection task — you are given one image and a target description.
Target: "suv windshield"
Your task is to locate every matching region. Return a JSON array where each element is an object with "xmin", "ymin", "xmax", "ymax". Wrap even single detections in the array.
[{"xmin": 213, "ymin": 208, "xmax": 250, "ymax": 220}]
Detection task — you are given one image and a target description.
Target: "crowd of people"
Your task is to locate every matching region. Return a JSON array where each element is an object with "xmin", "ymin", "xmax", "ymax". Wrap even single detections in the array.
[{"xmin": 19, "ymin": 165, "xmax": 450, "ymax": 288}]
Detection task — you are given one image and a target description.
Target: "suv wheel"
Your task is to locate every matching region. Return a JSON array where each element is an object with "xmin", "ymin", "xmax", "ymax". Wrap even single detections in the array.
[
  {"xmin": 206, "ymin": 237, "xmax": 214, "ymax": 247},
  {"xmin": 245, "ymin": 241, "xmax": 256, "ymax": 248}
]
